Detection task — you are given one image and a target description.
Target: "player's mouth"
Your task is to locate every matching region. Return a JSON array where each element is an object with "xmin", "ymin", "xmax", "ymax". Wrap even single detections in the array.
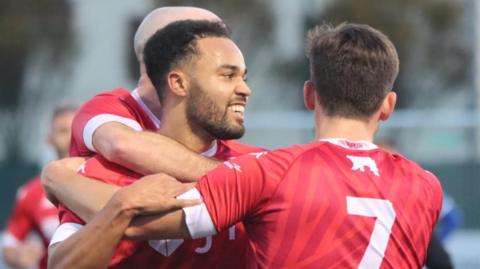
[{"xmin": 228, "ymin": 103, "xmax": 246, "ymax": 121}]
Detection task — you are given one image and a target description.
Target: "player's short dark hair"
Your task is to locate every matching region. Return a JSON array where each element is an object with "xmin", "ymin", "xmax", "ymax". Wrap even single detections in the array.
[
  {"xmin": 306, "ymin": 23, "xmax": 399, "ymax": 119},
  {"xmin": 144, "ymin": 20, "xmax": 231, "ymax": 102}
]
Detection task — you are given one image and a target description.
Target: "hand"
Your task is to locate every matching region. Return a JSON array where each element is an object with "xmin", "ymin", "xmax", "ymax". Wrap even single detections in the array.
[
  {"xmin": 6, "ymin": 240, "xmax": 43, "ymax": 268},
  {"xmin": 112, "ymin": 173, "xmax": 201, "ymax": 215},
  {"xmin": 41, "ymin": 157, "xmax": 87, "ymax": 206},
  {"xmin": 57, "ymin": 157, "xmax": 88, "ymax": 171},
  {"xmin": 18, "ymin": 241, "xmax": 43, "ymax": 266}
]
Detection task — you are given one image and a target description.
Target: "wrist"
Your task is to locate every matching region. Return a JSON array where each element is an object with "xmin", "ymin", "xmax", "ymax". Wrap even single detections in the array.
[{"xmin": 109, "ymin": 190, "xmax": 138, "ymax": 218}]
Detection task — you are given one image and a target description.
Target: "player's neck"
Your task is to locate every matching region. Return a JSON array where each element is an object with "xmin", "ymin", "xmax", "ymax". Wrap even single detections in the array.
[
  {"xmin": 157, "ymin": 103, "xmax": 215, "ymax": 154},
  {"xmin": 314, "ymin": 116, "xmax": 377, "ymax": 142},
  {"xmin": 136, "ymin": 74, "xmax": 162, "ymax": 118}
]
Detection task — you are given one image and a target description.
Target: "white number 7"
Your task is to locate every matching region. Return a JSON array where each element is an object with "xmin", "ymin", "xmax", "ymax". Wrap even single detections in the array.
[{"xmin": 347, "ymin": 196, "xmax": 396, "ymax": 269}]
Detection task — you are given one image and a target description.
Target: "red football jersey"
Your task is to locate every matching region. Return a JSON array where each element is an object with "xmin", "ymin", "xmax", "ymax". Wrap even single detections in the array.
[
  {"xmin": 194, "ymin": 139, "xmax": 443, "ymax": 269},
  {"xmin": 2, "ymin": 177, "xmax": 59, "ymax": 269},
  {"xmin": 56, "ymin": 140, "xmax": 264, "ymax": 269},
  {"xmin": 69, "ymin": 88, "xmax": 160, "ymax": 157}
]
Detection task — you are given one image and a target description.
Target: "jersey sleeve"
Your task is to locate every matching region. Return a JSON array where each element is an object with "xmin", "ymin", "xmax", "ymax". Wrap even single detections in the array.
[
  {"xmin": 191, "ymin": 149, "xmax": 294, "ymax": 235},
  {"xmin": 57, "ymin": 203, "xmax": 85, "ymax": 225},
  {"xmin": 48, "ymin": 203, "xmax": 86, "ymax": 246},
  {"xmin": 425, "ymin": 171, "xmax": 444, "ymax": 228},
  {"xmin": 70, "ymin": 92, "xmax": 143, "ymax": 155},
  {"xmin": 2, "ymin": 187, "xmax": 34, "ymax": 245}
]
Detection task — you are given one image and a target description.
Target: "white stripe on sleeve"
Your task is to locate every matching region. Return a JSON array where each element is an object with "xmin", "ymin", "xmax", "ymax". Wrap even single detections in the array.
[
  {"xmin": 177, "ymin": 188, "xmax": 217, "ymax": 239},
  {"xmin": 83, "ymin": 114, "xmax": 143, "ymax": 152},
  {"xmin": 49, "ymin": 223, "xmax": 84, "ymax": 246}
]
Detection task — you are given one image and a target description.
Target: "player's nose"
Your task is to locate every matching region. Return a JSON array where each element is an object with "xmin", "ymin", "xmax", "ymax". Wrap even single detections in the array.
[{"xmin": 235, "ymin": 80, "xmax": 251, "ymax": 98}]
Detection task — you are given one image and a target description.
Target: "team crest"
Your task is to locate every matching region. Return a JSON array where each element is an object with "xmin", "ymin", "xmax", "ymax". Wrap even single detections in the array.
[{"xmin": 346, "ymin": 155, "xmax": 379, "ymax": 176}]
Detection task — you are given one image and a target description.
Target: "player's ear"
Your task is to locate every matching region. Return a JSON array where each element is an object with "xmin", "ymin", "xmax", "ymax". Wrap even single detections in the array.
[
  {"xmin": 303, "ymin": 80, "xmax": 316, "ymax": 111},
  {"xmin": 379, "ymin": 91, "xmax": 397, "ymax": 121},
  {"xmin": 167, "ymin": 70, "xmax": 188, "ymax": 97}
]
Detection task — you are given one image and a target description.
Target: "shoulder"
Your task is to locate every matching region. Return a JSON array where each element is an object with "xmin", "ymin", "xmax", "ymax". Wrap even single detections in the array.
[
  {"xmin": 392, "ymin": 154, "xmax": 443, "ymax": 204},
  {"xmin": 393, "ymin": 153, "xmax": 439, "ymax": 181},
  {"xmin": 90, "ymin": 88, "xmax": 130, "ymax": 99},
  {"xmin": 225, "ymin": 142, "xmax": 314, "ymax": 176},
  {"xmin": 265, "ymin": 141, "xmax": 320, "ymax": 162},
  {"xmin": 78, "ymin": 88, "xmax": 130, "ymax": 109}
]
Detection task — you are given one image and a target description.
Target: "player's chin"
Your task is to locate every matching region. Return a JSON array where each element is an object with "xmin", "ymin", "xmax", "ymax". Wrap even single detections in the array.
[
  {"xmin": 224, "ymin": 124, "xmax": 245, "ymax": 140},
  {"xmin": 227, "ymin": 110, "xmax": 245, "ymax": 123}
]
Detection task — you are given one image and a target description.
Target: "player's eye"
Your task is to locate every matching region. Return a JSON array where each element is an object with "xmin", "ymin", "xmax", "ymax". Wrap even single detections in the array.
[{"xmin": 221, "ymin": 73, "xmax": 235, "ymax": 79}]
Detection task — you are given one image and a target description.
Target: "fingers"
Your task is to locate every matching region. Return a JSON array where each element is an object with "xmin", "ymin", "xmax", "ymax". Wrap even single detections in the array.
[
  {"xmin": 59, "ymin": 157, "xmax": 88, "ymax": 170},
  {"xmin": 169, "ymin": 198, "xmax": 202, "ymax": 210},
  {"xmin": 136, "ymin": 198, "xmax": 202, "ymax": 215},
  {"xmin": 169, "ymin": 184, "xmax": 196, "ymax": 196}
]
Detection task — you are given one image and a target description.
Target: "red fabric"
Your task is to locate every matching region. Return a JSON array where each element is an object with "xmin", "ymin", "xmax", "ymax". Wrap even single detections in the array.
[
  {"xmin": 197, "ymin": 140, "xmax": 443, "ymax": 268},
  {"xmin": 69, "ymin": 89, "xmax": 158, "ymax": 157},
  {"xmin": 5, "ymin": 177, "xmax": 59, "ymax": 269},
  {"xmin": 59, "ymin": 140, "xmax": 265, "ymax": 269}
]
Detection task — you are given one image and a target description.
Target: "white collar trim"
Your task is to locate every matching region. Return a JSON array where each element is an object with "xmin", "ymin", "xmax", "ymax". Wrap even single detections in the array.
[
  {"xmin": 131, "ymin": 89, "xmax": 161, "ymax": 129},
  {"xmin": 319, "ymin": 138, "xmax": 378, "ymax": 150},
  {"xmin": 201, "ymin": 140, "xmax": 218, "ymax": 157}
]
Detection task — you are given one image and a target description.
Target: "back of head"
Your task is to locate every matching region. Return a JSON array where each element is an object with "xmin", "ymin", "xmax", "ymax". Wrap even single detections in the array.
[
  {"xmin": 134, "ymin": 7, "xmax": 221, "ymax": 62},
  {"xmin": 306, "ymin": 23, "xmax": 399, "ymax": 119},
  {"xmin": 144, "ymin": 20, "xmax": 231, "ymax": 101}
]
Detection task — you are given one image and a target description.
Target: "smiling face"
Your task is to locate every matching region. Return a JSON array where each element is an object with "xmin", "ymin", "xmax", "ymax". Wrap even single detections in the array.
[{"xmin": 185, "ymin": 37, "xmax": 250, "ymax": 140}]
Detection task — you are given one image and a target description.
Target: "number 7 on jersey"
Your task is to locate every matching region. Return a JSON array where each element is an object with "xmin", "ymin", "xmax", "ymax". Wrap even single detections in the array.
[{"xmin": 347, "ymin": 196, "xmax": 396, "ymax": 269}]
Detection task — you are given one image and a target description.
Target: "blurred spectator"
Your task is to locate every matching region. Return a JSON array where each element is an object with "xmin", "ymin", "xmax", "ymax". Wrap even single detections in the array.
[{"xmin": 1, "ymin": 104, "xmax": 76, "ymax": 269}]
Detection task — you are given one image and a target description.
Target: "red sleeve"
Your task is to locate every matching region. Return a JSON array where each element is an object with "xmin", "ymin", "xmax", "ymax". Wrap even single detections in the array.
[
  {"xmin": 5, "ymin": 187, "xmax": 34, "ymax": 241},
  {"xmin": 425, "ymin": 171, "xmax": 444, "ymax": 229},
  {"xmin": 69, "ymin": 91, "xmax": 142, "ymax": 156},
  {"xmin": 57, "ymin": 203, "xmax": 85, "ymax": 225},
  {"xmin": 196, "ymin": 149, "xmax": 295, "ymax": 232},
  {"xmin": 58, "ymin": 204, "xmax": 85, "ymax": 225}
]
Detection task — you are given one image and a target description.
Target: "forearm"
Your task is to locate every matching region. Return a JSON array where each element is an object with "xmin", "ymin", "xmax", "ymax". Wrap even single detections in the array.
[
  {"xmin": 48, "ymin": 197, "xmax": 134, "ymax": 269},
  {"xmin": 2, "ymin": 248, "xmax": 20, "ymax": 268},
  {"xmin": 108, "ymin": 173, "xmax": 199, "ymax": 240},
  {"xmin": 3, "ymin": 247, "xmax": 37, "ymax": 268},
  {"xmin": 94, "ymin": 124, "xmax": 220, "ymax": 181},
  {"xmin": 124, "ymin": 211, "xmax": 191, "ymax": 240},
  {"xmin": 42, "ymin": 160, "xmax": 120, "ymax": 221}
]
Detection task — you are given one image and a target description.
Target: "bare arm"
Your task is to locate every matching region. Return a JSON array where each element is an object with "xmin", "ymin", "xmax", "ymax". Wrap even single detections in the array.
[
  {"xmin": 48, "ymin": 195, "xmax": 135, "ymax": 269},
  {"xmin": 93, "ymin": 122, "xmax": 220, "ymax": 181},
  {"xmin": 2, "ymin": 242, "xmax": 42, "ymax": 269},
  {"xmin": 42, "ymin": 158, "xmax": 204, "ymax": 240},
  {"xmin": 116, "ymin": 174, "xmax": 195, "ymax": 240},
  {"xmin": 41, "ymin": 158, "xmax": 120, "ymax": 221},
  {"xmin": 48, "ymin": 176, "xmax": 196, "ymax": 269}
]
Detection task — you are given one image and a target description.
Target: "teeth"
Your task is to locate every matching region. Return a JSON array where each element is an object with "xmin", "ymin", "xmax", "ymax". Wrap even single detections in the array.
[{"xmin": 229, "ymin": 105, "xmax": 245, "ymax": 114}]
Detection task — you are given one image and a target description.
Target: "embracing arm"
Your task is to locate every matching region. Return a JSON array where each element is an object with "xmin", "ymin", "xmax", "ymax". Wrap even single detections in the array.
[
  {"xmin": 48, "ymin": 177, "xmax": 197, "ymax": 269},
  {"xmin": 2, "ymin": 242, "xmax": 42, "ymax": 268},
  {"xmin": 93, "ymin": 122, "xmax": 220, "ymax": 182},
  {"xmin": 48, "ymin": 195, "xmax": 135, "ymax": 269},
  {"xmin": 41, "ymin": 158, "xmax": 120, "ymax": 221}
]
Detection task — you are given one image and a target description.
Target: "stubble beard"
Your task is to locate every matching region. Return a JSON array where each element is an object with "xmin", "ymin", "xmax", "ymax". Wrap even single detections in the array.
[{"xmin": 186, "ymin": 83, "xmax": 245, "ymax": 140}]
